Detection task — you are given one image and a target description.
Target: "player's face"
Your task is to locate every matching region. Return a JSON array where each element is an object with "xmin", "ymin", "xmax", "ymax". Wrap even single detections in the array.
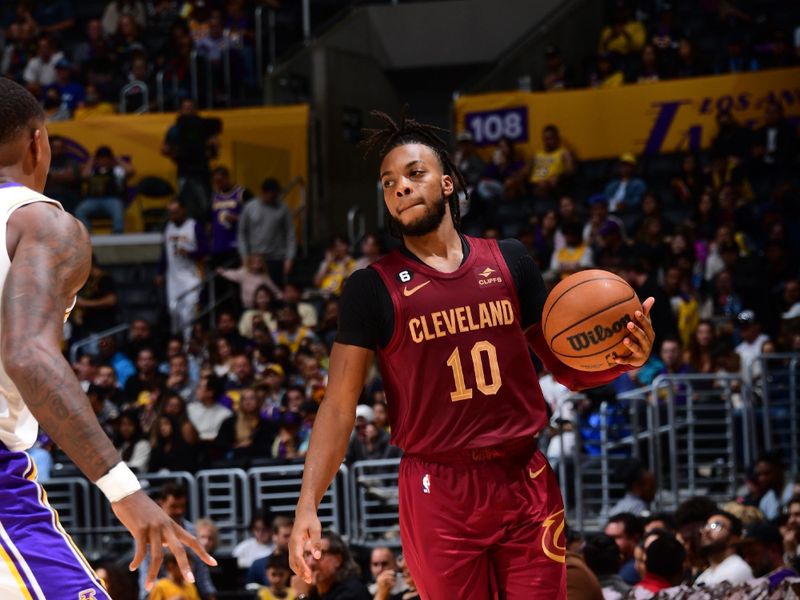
[{"xmin": 380, "ymin": 143, "xmax": 454, "ymax": 238}]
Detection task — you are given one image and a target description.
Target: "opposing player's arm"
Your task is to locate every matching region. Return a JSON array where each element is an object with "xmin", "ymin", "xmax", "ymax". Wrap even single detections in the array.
[
  {"xmin": 2, "ymin": 204, "xmax": 215, "ymax": 590},
  {"xmin": 1, "ymin": 203, "xmax": 120, "ymax": 479},
  {"xmin": 290, "ymin": 341, "xmax": 374, "ymax": 582}
]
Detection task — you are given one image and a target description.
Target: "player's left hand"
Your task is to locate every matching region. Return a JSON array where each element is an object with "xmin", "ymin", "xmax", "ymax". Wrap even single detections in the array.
[{"xmin": 612, "ymin": 296, "xmax": 655, "ymax": 368}]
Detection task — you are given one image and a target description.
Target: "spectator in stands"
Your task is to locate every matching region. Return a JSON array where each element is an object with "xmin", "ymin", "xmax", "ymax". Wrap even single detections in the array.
[
  {"xmin": 541, "ymin": 45, "xmax": 574, "ymax": 91},
  {"xmin": 565, "ymin": 538, "xmax": 604, "ymax": 600},
  {"xmin": 527, "ymin": 124, "xmax": 575, "ymax": 200},
  {"xmin": 588, "ymin": 52, "xmax": 624, "ymax": 88},
  {"xmin": 166, "ymin": 353, "xmax": 194, "ymax": 402},
  {"xmin": 139, "ymin": 482, "xmax": 217, "ymax": 599},
  {"xmin": 115, "ymin": 409, "xmax": 150, "ymax": 473},
  {"xmin": 125, "ymin": 318, "xmax": 158, "ymax": 363},
  {"xmin": 272, "ymin": 410, "xmax": 302, "ymax": 459},
  {"xmin": 87, "ymin": 383, "xmax": 120, "ymax": 438},
  {"xmin": 1, "ymin": 21, "xmax": 35, "ymax": 82},
  {"xmin": 716, "ymin": 31, "xmax": 759, "ymax": 74},
  {"xmin": 44, "ymin": 135, "xmax": 81, "ymax": 212},
  {"xmin": 214, "ymin": 310, "xmax": 248, "ymax": 352},
  {"xmin": 18, "ymin": 0, "xmax": 75, "ymax": 35},
  {"xmin": 711, "ymin": 110, "xmax": 752, "ymax": 163},
  {"xmin": 784, "ymin": 496, "xmax": 800, "ymax": 570},
  {"xmin": 148, "ymin": 551, "xmax": 201, "ymax": 600},
  {"xmin": 22, "ymin": 33, "xmax": 63, "ymax": 95},
  {"xmin": 216, "ymin": 386, "xmax": 273, "ymax": 460},
  {"xmin": 237, "ymin": 177, "xmax": 296, "ymax": 286},
  {"xmin": 749, "ymin": 450, "xmax": 795, "ymax": 521},
  {"xmin": 123, "ymin": 347, "xmax": 165, "ymax": 405},
  {"xmin": 210, "ymin": 336, "xmax": 234, "ymax": 378},
  {"xmin": 365, "ymin": 547, "xmax": 404, "ymax": 596},
  {"xmin": 246, "ymin": 516, "xmax": 295, "ymax": 587},
  {"xmin": 102, "ymin": 0, "xmax": 146, "ymax": 37},
  {"xmin": 73, "ymin": 83, "xmax": 116, "ymax": 120},
  {"xmin": 234, "ymin": 508, "xmax": 274, "ymax": 569},
  {"xmin": 93, "ymin": 362, "xmax": 123, "ymax": 406},
  {"xmin": 162, "ymin": 98, "xmax": 220, "ymax": 219},
  {"xmin": 224, "ymin": 352, "xmax": 255, "ymax": 395},
  {"xmin": 239, "ymin": 286, "xmax": 278, "ymax": 339},
  {"xmin": 604, "ymin": 153, "xmax": 646, "ymax": 216},
  {"xmin": 283, "ymin": 282, "xmax": 318, "ymax": 328},
  {"xmin": 610, "ymin": 460, "xmax": 656, "ymax": 517},
  {"xmin": 752, "ymin": 101, "xmax": 799, "ymax": 174},
  {"xmin": 195, "ymin": 518, "xmax": 219, "ymax": 556},
  {"xmin": 209, "ymin": 166, "xmax": 249, "ymax": 267},
  {"xmin": 158, "ymin": 198, "xmax": 209, "ymax": 337},
  {"xmin": 196, "ymin": 10, "xmax": 230, "ymax": 96},
  {"xmin": 672, "ymin": 37, "xmax": 706, "ymax": 78},
  {"xmin": 694, "ymin": 510, "xmax": 753, "ymax": 586},
  {"xmin": 46, "ymin": 57, "xmax": 84, "ymax": 115},
  {"xmin": 42, "ymin": 86, "xmax": 70, "ymax": 122},
  {"xmin": 741, "ymin": 522, "xmax": 797, "ymax": 591},
  {"xmin": 257, "ymin": 552, "xmax": 293, "ymax": 600},
  {"xmin": 657, "ymin": 336, "xmax": 691, "ymax": 378},
  {"xmin": 112, "ymin": 15, "xmax": 144, "ymax": 72},
  {"xmin": 188, "ymin": 373, "xmax": 232, "ymax": 444},
  {"xmin": 98, "ymin": 335, "xmax": 136, "ymax": 387},
  {"xmin": 594, "ymin": 220, "xmax": 630, "ymax": 272},
  {"xmin": 598, "ymin": 5, "xmax": 645, "ymax": 57},
  {"xmin": 73, "ymin": 354, "xmax": 97, "ymax": 392},
  {"xmin": 314, "ymin": 235, "xmax": 355, "ymax": 298},
  {"xmin": 148, "ymin": 413, "xmax": 197, "ymax": 473},
  {"xmin": 273, "ymin": 305, "xmax": 316, "ymax": 355},
  {"xmin": 294, "ymin": 532, "xmax": 371, "ymax": 600},
  {"xmin": 217, "ymin": 255, "xmax": 283, "ymax": 310},
  {"xmin": 635, "ymin": 533, "xmax": 685, "ymax": 596},
  {"xmin": 353, "ymin": 233, "xmax": 383, "ymax": 271},
  {"xmin": 583, "ymin": 194, "xmax": 623, "ymax": 249},
  {"xmin": 160, "ymin": 392, "xmax": 200, "ymax": 444},
  {"xmin": 583, "ymin": 533, "xmax": 630, "ymax": 598},
  {"xmin": 685, "ymin": 320, "xmax": 716, "ymax": 375},
  {"xmin": 548, "ymin": 221, "xmax": 593, "ymax": 280},
  {"xmin": 636, "ymin": 44, "xmax": 663, "ymax": 83},
  {"xmin": 73, "ymin": 254, "xmax": 118, "ymax": 340},
  {"xmin": 735, "ymin": 310, "xmax": 769, "ymax": 382},
  {"xmin": 93, "ymin": 563, "xmax": 136, "ymax": 600},
  {"xmin": 604, "ymin": 513, "xmax": 643, "ymax": 585},
  {"xmin": 75, "ymin": 145, "xmax": 134, "ymax": 234},
  {"xmin": 476, "ymin": 137, "xmax": 527, "ymax": 203},
  {"xmin": 375, "ymin": 554, "xmax": 419, "ymax": 600},
  {"xmin": 345, "ymin": 405, "xmax": 401, "ymax": 465},
  {"xmin": 72, "ymin": 19, "xmax": 106, "ymax": 72}
]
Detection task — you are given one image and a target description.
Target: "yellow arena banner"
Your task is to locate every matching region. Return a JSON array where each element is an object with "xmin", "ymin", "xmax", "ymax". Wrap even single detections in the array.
[
  {"xmin": 47, "ymin": 104, "xmax": 309, "ymax": 210},
  {"xmin": 454, "ymin": 67, "xmax": 800, "ymax": 160}
]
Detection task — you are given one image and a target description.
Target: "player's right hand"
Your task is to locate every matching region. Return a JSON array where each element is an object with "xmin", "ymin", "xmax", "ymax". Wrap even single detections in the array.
[
  {"xmin": 290, "ymin": 504, "xmax": 322, "ymax": 584},
  {"xmin": 112, "ymin": 490, "xmax": 217, "ymax": 592}
]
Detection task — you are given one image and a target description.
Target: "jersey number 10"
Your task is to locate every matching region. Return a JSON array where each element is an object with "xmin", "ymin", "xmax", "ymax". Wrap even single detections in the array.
[{"xmin": 446, "ymin": 340, "xmax": 502, "ymax": 402}]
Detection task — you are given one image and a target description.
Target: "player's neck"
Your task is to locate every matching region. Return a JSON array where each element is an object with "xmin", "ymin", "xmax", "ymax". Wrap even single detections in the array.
[
  {"xmin": 402, "ymin": 218, "xmax": 463, "ymax": 273},
  {"xmin": 0, "ymin": 168, "xmax": 36, "ymax": 190}
]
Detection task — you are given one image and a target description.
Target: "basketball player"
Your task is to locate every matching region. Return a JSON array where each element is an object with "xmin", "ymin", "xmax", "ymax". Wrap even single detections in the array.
[
  {"xmin": 0, "ymin": 78, "xmax": 215, "ymax": 598},
  {"xmin": 289, "ymin": 112, "xmax": 655, "ymax": 599}
]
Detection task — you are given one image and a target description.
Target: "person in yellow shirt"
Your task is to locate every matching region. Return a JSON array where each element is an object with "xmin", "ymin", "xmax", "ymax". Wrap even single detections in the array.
[
  {"xmin": 598, "ymin": 6, "xmax": 646, "ymax": 56},
  {"xmin": 258, "ymin": 552, "xmax": 297, "ymax": 600},
  {"xmin": 528, "ymin": 125, "xmax": 575, "ymax": 198},
  {"xmin": 314, "ymin": 235, "xmax": 356, "ymax": 297},
  {"xmin": 148, "ymin": 552, "xmax": 201, "ymax": 600},
  {"xmin": 73, "ymin": 84, "xmax": 116, "ymax": 120},
  {"xmin": 590, "ymin": 53, "xmax": 625, "ymax": 88}
]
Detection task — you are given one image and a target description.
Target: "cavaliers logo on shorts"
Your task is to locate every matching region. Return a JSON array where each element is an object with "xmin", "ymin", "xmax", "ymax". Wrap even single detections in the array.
[{"xmin": 540, "ymin": 509, "xmax": 567, "ymax": 564}]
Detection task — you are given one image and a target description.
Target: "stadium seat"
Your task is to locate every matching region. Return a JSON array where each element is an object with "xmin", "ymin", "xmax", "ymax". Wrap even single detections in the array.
[{"xmin": 130, "ymin": 177, "xmax": 176, "ymax": 233}]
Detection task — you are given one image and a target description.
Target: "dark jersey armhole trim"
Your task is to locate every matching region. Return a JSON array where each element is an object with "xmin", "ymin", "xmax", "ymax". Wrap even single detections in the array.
[
  {"xmin": 369, "ymin": 264, "xmax": 404, "ymax": 355},
  {"xmin": 488, "ymin": 238, "xmax": 523, "ymax": 321}
]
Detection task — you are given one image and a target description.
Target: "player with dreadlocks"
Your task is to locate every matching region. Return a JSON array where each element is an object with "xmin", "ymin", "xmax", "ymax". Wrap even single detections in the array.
[{"xmin": 289, "ymin": 111, "xmax": 654, "ymax": 599}]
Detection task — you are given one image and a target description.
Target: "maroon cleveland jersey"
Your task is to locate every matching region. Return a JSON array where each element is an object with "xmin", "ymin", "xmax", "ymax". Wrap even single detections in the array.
[{"xmin": 370, "ymin": 236, "xmax": 548, "ymax": 455}]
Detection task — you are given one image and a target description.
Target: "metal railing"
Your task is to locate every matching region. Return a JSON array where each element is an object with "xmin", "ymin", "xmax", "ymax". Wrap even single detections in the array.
[
  {"xmin": 347, "ymin": 205, "xmax": 366, "ymax": 249},
  {"xmin": 119, "ymin": 80, "xmax": 149, "ymax": 114},
  {"xmin": 69, "ymin": 323, "xmax": 131, "ymax": 364},
  {"xmin": 285, "ymin": 176, "xmax": 309, "ymax": 258},
  {"xmin": 39, "ymin": 355, "xmax": 798, "ymax": 552}
]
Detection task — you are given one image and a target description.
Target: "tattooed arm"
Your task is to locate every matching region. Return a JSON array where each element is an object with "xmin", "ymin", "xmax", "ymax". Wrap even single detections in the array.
[{"xmin": 1, "ymin": 203, "xmax": 215, "ymax": 591}]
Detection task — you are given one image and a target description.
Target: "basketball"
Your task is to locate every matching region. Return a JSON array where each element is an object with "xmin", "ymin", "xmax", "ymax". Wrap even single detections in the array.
[{"xmin": 542, "ymin": 270, "xmax": 643, "ymax": 372}]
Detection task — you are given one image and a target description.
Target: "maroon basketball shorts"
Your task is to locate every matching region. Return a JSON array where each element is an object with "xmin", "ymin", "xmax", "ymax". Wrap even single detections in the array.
[{"xmin": 398, "ymin": 444, "xmax": 567, "ymax": 600}]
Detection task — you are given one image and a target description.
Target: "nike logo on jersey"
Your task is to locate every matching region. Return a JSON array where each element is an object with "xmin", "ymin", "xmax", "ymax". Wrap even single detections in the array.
[
  {"xmin": 403, "ymin": 280, "xmax": 431, "ymax": 297},
  {"xmin": 529, "ymin": 465, "xmax": 546, "ymax": 480}
]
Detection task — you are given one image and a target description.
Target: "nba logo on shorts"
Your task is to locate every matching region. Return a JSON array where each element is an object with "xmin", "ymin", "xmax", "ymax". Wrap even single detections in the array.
[
  {"xmin": 79, "ymin": 589, "xmax": 97, "ymax": 600},
  {"xmin": 422, "ymin": 473, "xmax": 431, "ymax": 494}
]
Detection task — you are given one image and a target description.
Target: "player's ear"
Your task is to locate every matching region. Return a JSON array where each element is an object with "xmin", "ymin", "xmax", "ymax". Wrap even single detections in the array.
[
  {"xmin": 30, "ymin": 128, "xmax": 44, "ymax": 166},
  {"xmin": 441, "ymin": 174, "xmax": 454, "ymax": 198}
]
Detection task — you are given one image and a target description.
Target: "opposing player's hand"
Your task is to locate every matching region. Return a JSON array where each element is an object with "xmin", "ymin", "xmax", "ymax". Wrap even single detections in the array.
[
  {"xmin": 612, "ymin": 296, "xmax": 655, "ymax": 368},
  {"xmin": 290, "ymin": 503, "xmax": 322, "ymax": 584},
  {"xmin": 112, "ymin": 490, "xmax": 217, "ymax": 592}
]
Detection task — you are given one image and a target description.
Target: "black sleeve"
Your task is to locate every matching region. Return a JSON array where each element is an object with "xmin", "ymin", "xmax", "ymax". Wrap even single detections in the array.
[
  {"xmin": 334, "ymin": 268, "xmax": 395, "ymax": 350},
  {"xmin": 498, "ymin": 238, "xmax": 547, "ymax": 329}
]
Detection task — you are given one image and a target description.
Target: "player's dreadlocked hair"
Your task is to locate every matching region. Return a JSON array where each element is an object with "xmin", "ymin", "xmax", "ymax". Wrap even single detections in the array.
[
  {"xmin": 0, "ymin": 78, "xmax": 45, "ymax": 147},
  {"xmin": 362, "ymin": 110, "xmax": 467, "ymax": 233}
]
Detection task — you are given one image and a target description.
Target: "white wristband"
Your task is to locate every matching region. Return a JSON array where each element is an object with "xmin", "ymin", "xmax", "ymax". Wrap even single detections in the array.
[{"xmin": 95, "ymin": 463, "xmax": 141, "ymax": 503}]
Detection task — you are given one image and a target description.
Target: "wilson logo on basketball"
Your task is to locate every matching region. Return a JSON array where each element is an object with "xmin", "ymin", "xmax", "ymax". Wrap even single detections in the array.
[
  {"xmin": 476, "ymin": 266, "xmax": 503, "ymax": 286},
  {"xmin": 566, "ymin": 314, "xmax": 632, "ymax": 351}
]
